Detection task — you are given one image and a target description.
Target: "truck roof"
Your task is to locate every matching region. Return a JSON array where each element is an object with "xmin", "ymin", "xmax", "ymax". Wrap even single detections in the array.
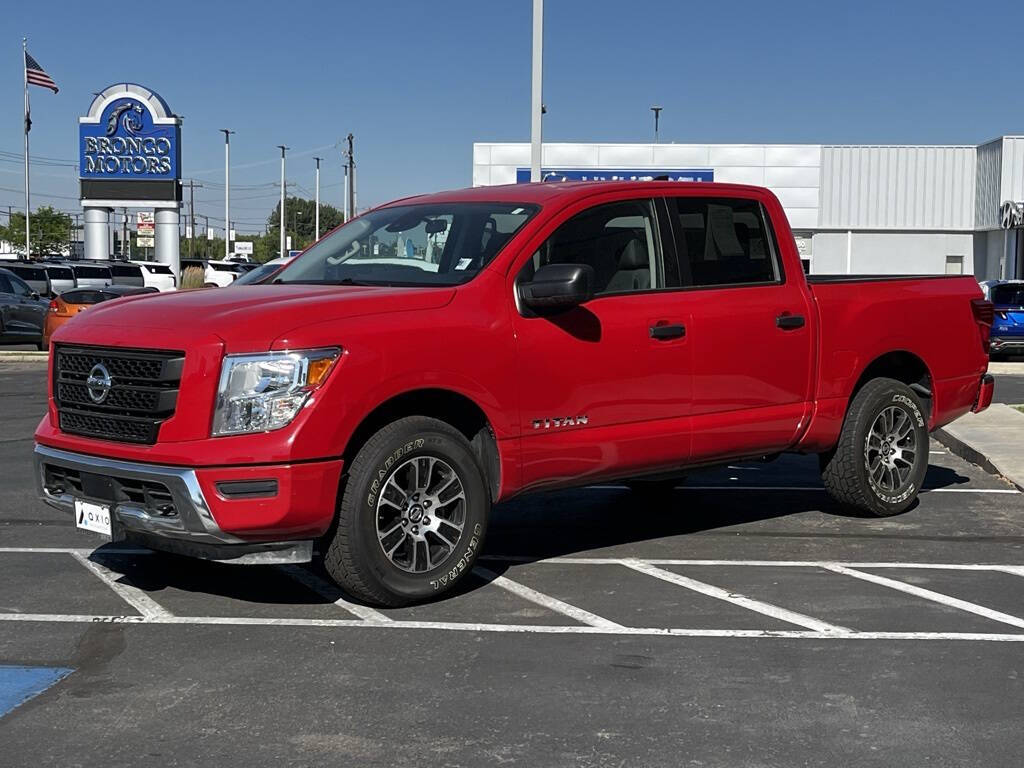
[{"xmin": 382, "ymin": 180, "xmax": 772, "ymax": 208}]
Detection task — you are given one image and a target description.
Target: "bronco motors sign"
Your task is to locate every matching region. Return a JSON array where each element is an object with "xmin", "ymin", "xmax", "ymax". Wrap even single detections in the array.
[{"xmin": 79, "ymin": 83, "xmax": 180, "ymax": 180}]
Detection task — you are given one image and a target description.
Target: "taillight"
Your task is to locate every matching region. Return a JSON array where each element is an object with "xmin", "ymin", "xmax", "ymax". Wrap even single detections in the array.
[
  {"xmin": 971, "ymin": 298, "xmax": 994, "ymax": 353},
  {"xmin": 48, "ymin": 299, "xmax": 59, "ymax": 313}
]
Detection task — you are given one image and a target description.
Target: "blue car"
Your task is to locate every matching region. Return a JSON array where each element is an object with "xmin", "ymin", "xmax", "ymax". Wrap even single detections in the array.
[{"xmin": 980, "ymin": 280, "xmax": 1024, "ymax": 357}]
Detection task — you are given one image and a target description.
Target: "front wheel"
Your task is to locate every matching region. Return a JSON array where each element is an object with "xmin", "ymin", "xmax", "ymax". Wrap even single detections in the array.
[
  {"xmin": 821, "ymin": 377, "xmax": 929, "ymax": 516},
  {"xmin": 323, "ymin": 416, "xmax": 490, "ymax": 606}
]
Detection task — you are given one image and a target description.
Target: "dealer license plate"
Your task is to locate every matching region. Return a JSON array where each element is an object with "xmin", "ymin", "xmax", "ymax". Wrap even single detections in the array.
[{"xmin": 74, "ymin": 499, "xmax": 112, "ymax": 537}]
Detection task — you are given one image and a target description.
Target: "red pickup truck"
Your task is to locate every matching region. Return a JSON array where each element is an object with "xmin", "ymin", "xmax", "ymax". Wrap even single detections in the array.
[{"xmin": 35, "ymin": 181, "xmax": 994, "ymax": 605}]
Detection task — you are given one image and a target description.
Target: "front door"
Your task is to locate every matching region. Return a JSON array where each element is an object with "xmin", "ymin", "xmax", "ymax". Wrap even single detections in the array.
[
  {"xmin": 511, "ymin": 197, "xmax": 693, "ymax": 491},
  {"xmin": 665, "ymin": 194, "xmax": 814, "ymax": 461}
]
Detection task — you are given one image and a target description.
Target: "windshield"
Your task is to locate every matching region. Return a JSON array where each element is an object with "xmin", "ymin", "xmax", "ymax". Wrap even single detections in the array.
[
  {"xmin": 276, "ymin": 202, "xmax": 538, "ymax": 287},
  {"xmin": 232, "ymin": 261, "xmax": 286, "ymax": 286}
]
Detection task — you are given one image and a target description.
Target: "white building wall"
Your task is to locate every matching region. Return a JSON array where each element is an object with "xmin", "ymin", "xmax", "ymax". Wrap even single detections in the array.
[
  {"xmin": 811, "ymin": 232, "xmax": 974, "ymax": 275},
  {"xmin": 1003, "ymin": 136, "xmax": 1024, "ymax": 204},
  {"xmin": 975, "ymin": 139, "xmax": 1003, "ymax": 231},
  {"xmin": 472, "ymin": 142, "xmax": 822, "ymax": 230},
  {"xmin": 819, "ymin": 145, "xmax": 976, "ymax": 230}
]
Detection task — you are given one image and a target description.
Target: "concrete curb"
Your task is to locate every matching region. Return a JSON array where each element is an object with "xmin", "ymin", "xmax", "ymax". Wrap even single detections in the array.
[
  {"xmin": 988, "ymin": 362, "xmax": 1024, "ymax": 375},
  {"xmin": 0, "ymin": 351, "xmax": 48, "ymax": 363},
  {"xmin": 934, "ymin": 403, "xmax": 1024, "ymax": 492}
]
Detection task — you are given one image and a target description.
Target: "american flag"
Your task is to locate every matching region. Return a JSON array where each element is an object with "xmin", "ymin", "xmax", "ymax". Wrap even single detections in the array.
[{"xmin": 24, "ymin": 51, "xmax": 58, "ymax": 93}]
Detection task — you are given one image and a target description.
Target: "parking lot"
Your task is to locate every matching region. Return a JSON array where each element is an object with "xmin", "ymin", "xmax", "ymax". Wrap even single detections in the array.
[{"xmin": 2, "ymin": 362, "xmax": 1024, "ymax": 766}]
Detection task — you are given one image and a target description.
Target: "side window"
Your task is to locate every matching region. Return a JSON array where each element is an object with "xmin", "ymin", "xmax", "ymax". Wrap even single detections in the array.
[
  {"xmin": 0, "ymin": 274, "xmax": 11, "ymax": 294},
  {"xmin": 520, "ymin": 199, "xmax": 667, "ymax": 295},
  {"xmin": 671, "ymin": 197, "xmax": 781, "ymax": 287},
  {"xmin": 8, "ymin": 274, "xmax": 31, "ymax": 297}
]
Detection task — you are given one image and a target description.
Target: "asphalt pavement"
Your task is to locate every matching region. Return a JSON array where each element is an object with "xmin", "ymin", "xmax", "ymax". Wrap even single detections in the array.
[{"xmin": 2, "ymin": 362, "xmax": 1024, "ymax": 767}]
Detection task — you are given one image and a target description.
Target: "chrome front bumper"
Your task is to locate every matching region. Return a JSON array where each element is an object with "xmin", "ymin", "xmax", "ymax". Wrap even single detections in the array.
[{"xmin": 34, "ymin": 444, "xmax": 312, "ymax": 564}]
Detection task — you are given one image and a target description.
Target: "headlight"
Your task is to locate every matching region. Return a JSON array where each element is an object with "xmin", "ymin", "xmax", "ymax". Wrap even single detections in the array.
[{"xmin": 212, "ymin": 348, "xmax": 340, "ymax": 436}]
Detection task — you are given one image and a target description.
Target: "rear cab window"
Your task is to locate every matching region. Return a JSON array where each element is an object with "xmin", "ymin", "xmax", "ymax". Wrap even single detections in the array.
[{"xmin": 666, "ymin": 196, "xmax": 783, "ymax": 288}]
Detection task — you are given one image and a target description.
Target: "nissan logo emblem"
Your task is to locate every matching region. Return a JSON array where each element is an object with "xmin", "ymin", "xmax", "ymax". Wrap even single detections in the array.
[{"xmin": 86, "ymin": 363, "xmax": 113, "ymax": 404}]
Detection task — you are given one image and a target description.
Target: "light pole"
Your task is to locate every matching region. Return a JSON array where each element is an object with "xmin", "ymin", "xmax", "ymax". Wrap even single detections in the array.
[
  {"xmin": 277, "ymin": 145, "xmax": 288, "ymax": 259},
  {"xmin": 313, "ymin": 157, "xmax": 321, "ymax": 240},
  {"xmin": 530, "ymin": 0, "xmax": 543, "ymax": 182},
  {"xmin": 651, "ymin": 105, "xmax": 663, "ymax": 144},
  {"xmin": 220, "ymin": 129, "xmax": 234, "ymax": 258}
]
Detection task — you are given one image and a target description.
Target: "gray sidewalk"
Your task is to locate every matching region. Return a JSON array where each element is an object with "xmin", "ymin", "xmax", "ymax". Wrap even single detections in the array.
[{"xmin": 936, "ymin": 404, "xmax": 1024, "ymax": 491}]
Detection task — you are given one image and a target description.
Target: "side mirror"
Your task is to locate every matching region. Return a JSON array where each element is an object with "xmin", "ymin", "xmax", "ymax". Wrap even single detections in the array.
[
  {"xmin": 519, "ymin": 263, "xmax": 595, "ymax": 311},
  {"xmin": 30, "ymin": 291, "xmax": 40, "ymax": 300}
]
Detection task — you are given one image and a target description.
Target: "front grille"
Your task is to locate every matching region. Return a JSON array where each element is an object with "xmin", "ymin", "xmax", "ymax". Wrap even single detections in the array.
[{"xmin": 53, "ymin": 345, "xmax": 184, "ymax": 445}]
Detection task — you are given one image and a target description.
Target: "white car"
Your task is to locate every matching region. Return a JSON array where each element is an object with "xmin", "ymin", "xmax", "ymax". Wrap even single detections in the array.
[
  {"xmin": 180, "ymin": 259, "xmax": 249, "ymax": 288},
  {"xmin": 131, "ymin": 260, "xmax": 177, "ymax": 292}
]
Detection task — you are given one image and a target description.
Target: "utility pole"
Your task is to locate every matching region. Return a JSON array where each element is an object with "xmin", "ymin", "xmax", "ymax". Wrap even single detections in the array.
[
  {"xmin": 202, "ymin": 214, "xmax": 209, "ymax": 260},
  {"xmin": 121, "ymin": 207, "xmax": 128, "ymax": 259},
  {"xmin": 23, "ymin": 39, "xmax": 31, "ymax": 258},
  {"xmin": 277, "ymin": 145, "xmax": 289, "ymax": 259},
  {"xmin": 346, "ymin": 134, "xmax": 355, "ymax": 220},
  {"xmin": 314, "ymin": 157, "xmax": 321, "ymax": 241},
  {"xmin": 183, "ymin": 180, "xmax": 203, "ymax": 259},
  {"xmin": 220, "ymin": 129, "xmax": 234, "ymax": 259},
  {"xmin": 651, "ymin": 105, "xmax": 663, "ymax": 143},
  {"xmin": 530, "ymin": 0, "xmax": 543, "ymax": 182}
]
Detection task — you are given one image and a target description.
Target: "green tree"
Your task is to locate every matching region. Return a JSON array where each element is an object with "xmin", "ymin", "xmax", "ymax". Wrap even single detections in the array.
[
  {"xmin": 265, "ymin": 196, "xmax": 344, "ymax": 256},
  {"xmin": 1, "ymin": 206, "xmax": 72, "ymax": 257}
]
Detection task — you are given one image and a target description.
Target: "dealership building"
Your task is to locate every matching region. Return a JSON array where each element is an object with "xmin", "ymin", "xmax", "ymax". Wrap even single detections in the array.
[{"xmin": 472, "ymin": 136, "xmax": 1024, "ymax": 280}]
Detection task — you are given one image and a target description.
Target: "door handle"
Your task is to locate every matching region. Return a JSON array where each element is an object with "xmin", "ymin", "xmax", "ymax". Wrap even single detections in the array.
[
  {"xmin": 776, "ymin": 314, "xmax": 805, "ymax": 330},
  {"xmin": 649, "ymin": 323, "xmax": 686, "ymax": 340}
]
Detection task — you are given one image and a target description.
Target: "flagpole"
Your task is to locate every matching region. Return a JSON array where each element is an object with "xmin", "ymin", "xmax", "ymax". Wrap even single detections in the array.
[{"xmin": 22, "ymin": 37, "xmax": 30, "ymax": 259}]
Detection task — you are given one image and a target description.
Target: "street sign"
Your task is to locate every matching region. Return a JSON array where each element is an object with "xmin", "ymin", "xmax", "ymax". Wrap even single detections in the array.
[
  {"xmin": 229, "ymin": 229, "xmax": 236, "ymax": 241},
  {"xmin": 136, "ymin": 236, "xmax": 155, "ymax": 248},
  {"xmin": 234, "ymin": 241, "xmax": 253, "ymax": 255},
  {"xmin": 185, "ymin": 225, "xmax": 192, "ymax": 238},
  {"xmin": 286, "ymin": 236, "xmax": 292, "ymax": 250},
  {"xmin": 137, "ymin": 211, "xmax": 154, "ymax": 236},
  {"xmin": 207, "ymin": 227, "xmax": 214, "ymax": 240}
]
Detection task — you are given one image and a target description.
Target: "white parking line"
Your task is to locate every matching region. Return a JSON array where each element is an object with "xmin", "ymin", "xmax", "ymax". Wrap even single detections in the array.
[
  {"xmin": 70, "ymin": 551, "xmax": 173, "ymax": 620},
  {"xmin": 621, "ymin": 560, "xmax": 850, "ymax": 634},
  {"xmin": 0, "ymin": 612, "xmax": 1022, "ymax": 642},
  {"xmin": 473, "ymin": 566, "xmax": 623, "ymax": 629},
  {"xmin": 586, "ymin": 485, "xmax": 1019, "ymax": 494},
  {"xmin": 821, "ymin": 564, "xmax": 1024, "ymax": 631},
  {"xmin": 277, "ymin": 565, "xmax": 391, "ymax": 622}
]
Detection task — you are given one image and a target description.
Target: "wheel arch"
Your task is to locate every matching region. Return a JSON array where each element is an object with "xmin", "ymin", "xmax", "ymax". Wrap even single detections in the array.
[
  {"xmin": 849, "ymin": 350, "xmax": 933, "ymax": 421},
  {"xmin": 340, "ymin": 388, "xmax": 502, "ymax": 502}
]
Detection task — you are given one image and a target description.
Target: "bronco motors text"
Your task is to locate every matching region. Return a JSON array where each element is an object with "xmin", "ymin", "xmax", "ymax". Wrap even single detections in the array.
[{"xmin": 35, "ymin": 181, "xmax": 995, "ymax": 605}]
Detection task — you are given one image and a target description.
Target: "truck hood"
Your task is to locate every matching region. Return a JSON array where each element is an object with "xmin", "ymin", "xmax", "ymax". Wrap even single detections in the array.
[{"xmin": 54, "ymin": 284, "xmax": 457, "ymax": 352}]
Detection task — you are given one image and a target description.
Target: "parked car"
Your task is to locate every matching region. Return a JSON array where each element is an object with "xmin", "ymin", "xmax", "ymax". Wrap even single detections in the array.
[
  {"xmin": 3, "ymin": 262, "xmax": 52, "ymax": 298},
  {"xmin": 979, "ymin": 280, "xmax": 1024, "ymax": 357},
  {"xmin": 35, "ymin": 181, "xmax": 994, "ymax": 606},
  {"xmin": 66, "ymin": 262, "xmax": 113, "ymax": 288},
  {"xmin": 104, "ymin": 261, "xmax": 146, "ymax": 288},
  {"xmin": 41, "ymin": 263, "xmax": 77, "ymax": 296},
  {"xmin": 0, "ymin": 267, "xmax": 48, "ymax": 349},
  {"xmin": 44, "ymin": 285, "xmax": 158, "ymax": 347},
  {"xmin": 130, "ymin": 260, "xmax": 177, "ymax": 292},
  {"xmin": 179, "ymin": 259, "xmax": 246, "ymax": 287},
  {"xmin": 228, "ymin": 255, "xmax": 294, "ymax": 286}
]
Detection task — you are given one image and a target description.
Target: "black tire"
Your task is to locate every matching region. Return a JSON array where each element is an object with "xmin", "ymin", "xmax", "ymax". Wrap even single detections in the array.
[
  {"xmin": 323, "ymin": 416, "xmax": 490, "ymax": 606},
  {"xmin": 821, "ymin": 377, "xmax": 929, "ymax": 516}
]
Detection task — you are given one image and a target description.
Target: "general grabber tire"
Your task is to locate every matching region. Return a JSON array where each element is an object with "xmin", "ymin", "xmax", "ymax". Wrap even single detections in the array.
[
  {"xmin": 821, "ymin": 377, "xmax": 929, "ymax": 517},
  {"xmin": 323, "ymin": 416, "xmax": 490, "ymax": 606}
]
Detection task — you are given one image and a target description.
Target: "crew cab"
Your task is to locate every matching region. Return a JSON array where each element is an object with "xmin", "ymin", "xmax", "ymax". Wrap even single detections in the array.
[{"xmin": 34, "ymin": 181, "xmax": 994, "ymax": 605}]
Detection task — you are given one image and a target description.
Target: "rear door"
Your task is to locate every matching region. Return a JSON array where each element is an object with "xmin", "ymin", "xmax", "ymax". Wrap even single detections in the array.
[
  {"xmin": 5, "ymin": 273, "xmax": 46, "ymax": 334},
  {"xmin": 511, "ymin": 196, "xmax": 692, "ymax": 490},
  {"xmin": 665, "ymin": 193, "xmax": 813, "ymax": 460}
]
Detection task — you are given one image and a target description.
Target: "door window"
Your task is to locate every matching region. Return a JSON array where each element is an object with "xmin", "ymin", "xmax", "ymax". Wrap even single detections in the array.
[
  {"xmin": 8, "ymin": 274, "xmax": 31, "ymax": 297},
  {"xmin": 0, "ymin": 274, "xmax": 11, "ymax": 294},
  {"xmin": 669, "ymin": 197, "xmax": 781, "ymax": 287},
  {"xmin": 519, "ymin": 199, "xmax": 670, "ymax": 295}
]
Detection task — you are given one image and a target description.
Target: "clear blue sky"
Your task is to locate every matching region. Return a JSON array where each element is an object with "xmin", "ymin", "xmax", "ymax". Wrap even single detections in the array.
[{"xmin": 2, "ymin": 0, "xmax": 1021, "ymax": 234}]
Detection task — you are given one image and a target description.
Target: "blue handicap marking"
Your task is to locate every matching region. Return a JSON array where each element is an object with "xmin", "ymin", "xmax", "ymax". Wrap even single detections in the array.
[{"xmin": 0, "ymin": 665, "xmax": 73, "ymax": 718}]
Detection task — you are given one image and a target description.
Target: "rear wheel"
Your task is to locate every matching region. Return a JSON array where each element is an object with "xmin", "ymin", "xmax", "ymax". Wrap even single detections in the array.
[
  {"xmin": 821, "ymin": 377, "xmax": 929, "ymax": 516},
  {"xmin": 323, "ymin": 416, "xmax": 490, "ymax": 606}
]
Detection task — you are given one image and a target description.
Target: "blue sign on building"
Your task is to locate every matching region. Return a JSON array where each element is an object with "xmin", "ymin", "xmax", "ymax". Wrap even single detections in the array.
[
  {"xmin": 79, "ymin": 85, "xmax": 180, "ymax": 181},
  {"xmin": 516, "ymin": 168, "xmax": 714, "ymax": 183}
]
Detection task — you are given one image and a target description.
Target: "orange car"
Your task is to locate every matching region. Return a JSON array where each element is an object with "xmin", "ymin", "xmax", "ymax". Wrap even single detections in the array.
[{"xmin": 44, "ymin": 285, "xmax": 157, "ymax": 347}]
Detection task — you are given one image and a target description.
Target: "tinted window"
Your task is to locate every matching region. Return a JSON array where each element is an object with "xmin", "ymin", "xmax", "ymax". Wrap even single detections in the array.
[
  {"xmin": 518, "ymin": 199, "xmax": 667, "ymax": 295},
  {"xmin": 232, "ymin": 261, "xmax": 284, "ymax": 286},
  {"xmin": 8, "ymin": 274, "xmax": 31, "ymax": 296},
  {"xmin": 45, "ymin": 266, "xmax": 74, "ymax": 280},
  {"xmin": 278, "ymin": 202, "xmax": 537, "ymax": 287},
  {"xmin": 211, "ymin": 262, "xmax": 245, "ymax": 272},
  {"xmin": 61, "ymin": 289, "xmax": 108, "ymax": 305},
  {"xmin": 0, "ymin": 274, "xmax": 11, "ymax": 294},
  {"xmin": 142, "ymin": 263, "xmax": 173, "ymax": 275},
  {"xmin": 992, "ymin": 285, "xmax": 1024, "ymax": 307},
  {"xmin": 109, "ymin": 264, "xmax": 143, "ymax": 278},
  {"xmin": 73, "ymin": 265, "xmax": 112, "ymax": 279},
  {"xmin": 670, "ymin": 197, "xmax": 780, "ymax": 287}
]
